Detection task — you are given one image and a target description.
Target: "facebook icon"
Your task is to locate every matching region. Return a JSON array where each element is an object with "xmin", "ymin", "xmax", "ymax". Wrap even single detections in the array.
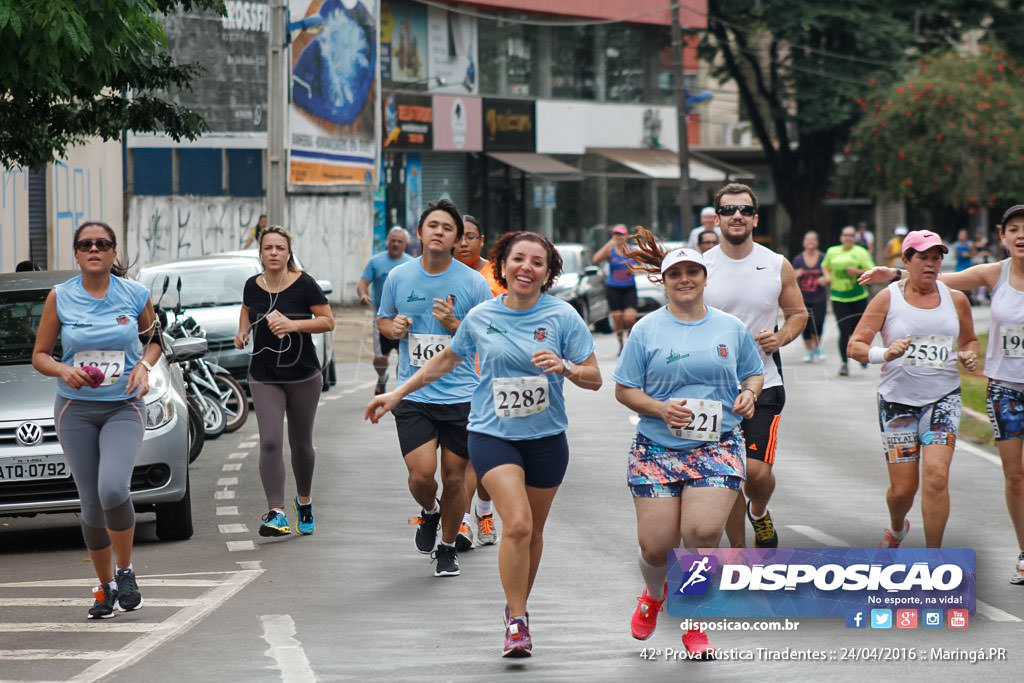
[{"xmin": 845, "ymin": 610, "xmax": 866, "ymax": 629}]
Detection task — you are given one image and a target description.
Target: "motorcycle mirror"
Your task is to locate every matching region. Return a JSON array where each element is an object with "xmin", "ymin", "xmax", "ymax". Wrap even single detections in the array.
[{"xmin": 174, "ymin": 276, "xmax": 183, "ymax": 316}]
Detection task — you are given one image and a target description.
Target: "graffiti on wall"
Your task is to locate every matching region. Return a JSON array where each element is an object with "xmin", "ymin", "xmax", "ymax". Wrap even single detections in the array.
[
  {"xmin": 127, "ymin": 195, "xmax": 373, "ymax": 303},
  {"xmin": 53, "ymin": 162, "xmax": 110, "ymax": 269},
  {"xmin": 0, "ymin": 169, "xmax": 29, "ymax": 271}
]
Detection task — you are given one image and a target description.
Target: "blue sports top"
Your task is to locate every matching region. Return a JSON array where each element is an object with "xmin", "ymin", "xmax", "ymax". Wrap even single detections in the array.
[
  {"xmin": 449, "ymin": 294, "xmax": 595, "ymax": 440},
  {"xmin": 55, "ymin": 275, "xmax": 151, "ymax": 401},
  {"xmin": 378, "ymin": 257, "xmax": 492, "ymax": 403},
  {"xmin": 613, "ymin": 305, "xmax": 763, "ymax": 449},
  {"xmin": 361, "ymin": 250, "xmax": 413, "ymax": 310},
  {"xmin": 606, "ymin": 247, "xmax": 637, "ymax": 288}
]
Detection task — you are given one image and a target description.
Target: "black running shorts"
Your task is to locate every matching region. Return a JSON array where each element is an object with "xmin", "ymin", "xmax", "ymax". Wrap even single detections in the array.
[
  {"xmin": 393, "ymin": 399, "xmax": 470, "ymax": 459},
  {"xmin": 741, "ymin": 385, "xmax": 785, "ymax": 464}
]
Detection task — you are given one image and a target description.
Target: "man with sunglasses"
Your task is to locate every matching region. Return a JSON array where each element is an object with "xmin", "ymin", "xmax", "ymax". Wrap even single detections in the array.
[{"xmin": 702, "ymin": 183, "xmax": 807, "ymax": 549}]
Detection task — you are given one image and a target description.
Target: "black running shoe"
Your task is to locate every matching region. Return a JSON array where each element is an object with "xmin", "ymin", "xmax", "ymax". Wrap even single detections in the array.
[
  {"xmin": 115, "ymin": 567, "xmax": 143, "ymax": 612},
  {"xmin": 748, "ymin": 502, "xmax": 779, "ymax": 548},
  {"xmin": 431, "ymin": 544, "xmax": 460, "ymax": 577},
  {"xmin": 413, "ymin": 503, "xmax": 441, "ymax": 554},
  {"xmin": 88, "ymin": 582, "xmax": 118, "ymax": 620}
]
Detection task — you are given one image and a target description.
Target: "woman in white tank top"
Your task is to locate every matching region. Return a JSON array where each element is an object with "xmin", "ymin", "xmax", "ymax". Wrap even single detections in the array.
[
  {"xmin": 859, "ymin": 209, "xmax": 1024, "ymax": 583},
  {"xmin": 848, "ymin": 230, "xmax": 979, "ymax": 550}
]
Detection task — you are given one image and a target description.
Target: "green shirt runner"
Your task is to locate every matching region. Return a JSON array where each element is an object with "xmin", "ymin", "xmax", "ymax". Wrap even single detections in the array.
[{"xmin": 822, "ymin": 244, "xmax": 875, "ymax": 302}]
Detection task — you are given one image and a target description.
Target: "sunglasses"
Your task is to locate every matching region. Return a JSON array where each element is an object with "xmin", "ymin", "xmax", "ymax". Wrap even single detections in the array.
[
  {"xmin": 700, "ymin": 240, "xmax": 719, "ymax": 246},
  {"xmin": 716, "ymin": 205, "xmax": 756, "ymax": 217},
  {"xmin": 74, "ymin": 238, "xmax": 115, "ymax": 252}
]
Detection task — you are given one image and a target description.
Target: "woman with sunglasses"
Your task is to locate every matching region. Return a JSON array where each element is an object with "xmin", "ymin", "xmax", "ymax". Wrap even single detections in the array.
[
  {"xmin": 234, "ymin": 226, "xmax": 335, "ymax": 537},
  {"xmin": 822, "ymin": 226, "xmax": 876, "ymax": 376},
  {"xmin": 33, "ymin": 222, "xmax": 163, "ymax": 619},
  {"xmin": 848, "ymin": 230, "xmax": 979, "ymax": 548},
  {"xmin": 615, "ymin": 231, "xmax": 763, "ymax": 658},
  {"xmin": 367, "ymin": 232, "xmax": 601, "ymax": 658}
]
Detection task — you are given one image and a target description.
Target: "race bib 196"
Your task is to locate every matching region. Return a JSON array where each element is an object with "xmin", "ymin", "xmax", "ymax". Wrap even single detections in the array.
[
  {"xmin": 670, "ymin": 398, "xmax": 722, "ymax": 442},
  {"xmin": 492, "ymin": 376, "xmax": 548, "ymax": 418},
  {"xmin": 903, "ymin": 334, "xmax": 953, "ymax": 369},
  {"xmin": 408, "ymin": 333, "xmax": 451, "ymax": 367},
  {"xmin": 73, "ymin": 350, "xmax": 126, "ymax": 386},
  {"xmin": 1000, "ymin": 325, "xmax": 1024, "ymax": 358}
]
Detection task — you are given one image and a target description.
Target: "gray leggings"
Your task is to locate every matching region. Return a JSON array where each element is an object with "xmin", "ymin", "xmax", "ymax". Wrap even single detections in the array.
[
  {"xmin": 54, "ymin": 396, "xmax": 144, "ymax": 550},
  {"xmin": 249, "ymin": 373, "xmax": 322, "ymax": 510}
]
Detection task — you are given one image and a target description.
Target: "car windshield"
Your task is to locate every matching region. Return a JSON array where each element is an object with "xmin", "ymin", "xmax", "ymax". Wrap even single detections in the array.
[
  {"xmin": 559, "ymin": 249, "xmax": 581, "ymax": 274},
  {"xmin": 139, "ymin": 262, "xmax": 258, "ymax": 308},
  {"xmin": 0, "ymin": 288, "xmax": 53, "ymax": 365}
]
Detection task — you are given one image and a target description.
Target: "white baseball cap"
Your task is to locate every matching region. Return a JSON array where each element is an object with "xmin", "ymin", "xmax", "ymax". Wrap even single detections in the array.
[
  {"xmin": 700, "ymin": 206, "xmax": 716, "ymax": 217},
  {"xmin": 661, "ymin": 247, "xmax": 707, "ymax": 274},
  {"xmin": 893, "ymin": 225, "xmax": 908, "ymax": 236}
]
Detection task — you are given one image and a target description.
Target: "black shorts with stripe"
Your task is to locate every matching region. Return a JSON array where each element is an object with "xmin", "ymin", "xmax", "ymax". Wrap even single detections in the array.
[{"xmin": 741, "ymin": 385, "xmax": 785, "ymax": 464}]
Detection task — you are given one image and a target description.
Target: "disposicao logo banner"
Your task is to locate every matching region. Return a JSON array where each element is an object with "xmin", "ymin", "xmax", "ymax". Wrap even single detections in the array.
[{"xmin": 666, "ymin": 548, "xmax": 975, "ymax": 618}]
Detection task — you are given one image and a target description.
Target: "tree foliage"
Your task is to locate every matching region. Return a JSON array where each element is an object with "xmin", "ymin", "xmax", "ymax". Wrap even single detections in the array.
[
  {"xmin": 700, "ymin": 0, "xmax": 985, "ymax": 248},
  {"xmin": 0, "ymin": 0, "xmax": 224, "ymax": 170},
  {"xmin": 842, "ymin": 45, "xmax": 1024, "ymax": 210}
]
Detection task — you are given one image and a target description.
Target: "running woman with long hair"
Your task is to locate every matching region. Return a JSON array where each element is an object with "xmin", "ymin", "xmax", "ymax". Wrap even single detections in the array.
[
  {"xmin": 33, "ymin": 221, "xmax": 163, "ymax": 619},
  {"xmin": 861, "ymin": 206, "xmax": 1024, "ymax": 580},
  {"xmin": 615, "ymin": 230, "xmax": 763, "ymax": 658},
  {"xmin": 848, "ymin": 230, "xmax": 979, "ymax": 548},
  {"xmin": 594, "ymin": 224, "xmax": 639, "ymax": 353},
  {"xmin": 235, "ymin": 226, "xmax": 335, "ymax": 537},
  {"xmin": 367, "ymin": 232, "xmax": 601, "ymax": 657}
]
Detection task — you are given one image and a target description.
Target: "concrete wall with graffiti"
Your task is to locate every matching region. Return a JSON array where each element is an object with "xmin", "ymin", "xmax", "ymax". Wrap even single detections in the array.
[
  {"xmin": 1, "ymin": 138, "xmax": 122, "ymax": 272},
  {"xmin": 126, "ymin": 194, "xmax": 374, "ymax": 304}
]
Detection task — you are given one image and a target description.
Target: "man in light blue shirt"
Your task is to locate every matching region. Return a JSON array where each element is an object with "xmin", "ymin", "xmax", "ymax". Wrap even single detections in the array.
[{"xmin": 357, "ymin": 227, "xmax": 412, "ymax": 394}]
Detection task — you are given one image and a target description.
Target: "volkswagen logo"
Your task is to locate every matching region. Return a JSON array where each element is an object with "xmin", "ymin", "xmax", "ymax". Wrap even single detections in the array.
[{"xmin": 15, "ymin": 422, "xmax": 44, "ymax": 447}]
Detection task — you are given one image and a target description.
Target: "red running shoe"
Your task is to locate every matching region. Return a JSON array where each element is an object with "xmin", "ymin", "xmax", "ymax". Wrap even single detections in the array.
[
  {"xmin": 682, "ymin": 627, "xmax": 716, "ymax": 660},
  {"xmin": 630, "ymin": 584, "xmax": 666, "ymax": 640}
]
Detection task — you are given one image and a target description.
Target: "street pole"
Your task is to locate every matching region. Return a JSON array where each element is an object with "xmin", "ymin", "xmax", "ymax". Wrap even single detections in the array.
[
  {"xmin": 671, "ymin": 1, "xmax": 693, "ymax": 235},
  {"xmin": 267, "ymin": 1, "xmax": 286, "ymax": 226}
]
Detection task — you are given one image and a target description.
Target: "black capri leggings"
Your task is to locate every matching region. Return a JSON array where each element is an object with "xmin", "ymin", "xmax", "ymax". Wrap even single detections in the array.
[
  {"xmin": 832, "ymin": 298, "xmax": 868, "ymax": 363},
  {"xmin": 802, "ymin": 300, "xmax": 827, "ymax": 341}
]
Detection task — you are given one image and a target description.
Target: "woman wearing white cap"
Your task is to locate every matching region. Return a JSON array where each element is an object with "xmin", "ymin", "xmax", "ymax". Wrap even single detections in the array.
[
  {"xmin": 860, "ymin": 209, "xmax": 1024, "ymax": 581},
  {"xmin": 613, "ymin": 229, "xmax": 763, "ymax": 658},
  {"xmin": 848, "ymin": 229, "xmax": 979, "ymax": 549}
]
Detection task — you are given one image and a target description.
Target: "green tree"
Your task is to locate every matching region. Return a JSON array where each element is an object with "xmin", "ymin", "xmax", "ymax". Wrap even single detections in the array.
[
  {"xmin": 0, "ymin": 0, "xmax": 223, "ymax": 170},
  {"xmin": 700, "ymin": 1, "xmax": 983, "ymax": 249},
  {"xmin": 843, "ymin": 45, "xmax": 1024, "ymax": 209}
]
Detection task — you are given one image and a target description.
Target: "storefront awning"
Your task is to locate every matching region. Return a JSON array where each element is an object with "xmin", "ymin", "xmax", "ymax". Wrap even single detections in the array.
[
  {"xmin": 589, "ymin": 148, "xmax": 727, "ymax": 182},
  {"xmin": 487, "ymin": 152, "xmax": 583, "ymax": 181}
]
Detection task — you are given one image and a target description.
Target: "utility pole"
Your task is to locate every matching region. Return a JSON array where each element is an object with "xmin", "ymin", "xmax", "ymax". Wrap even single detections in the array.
[
  {"xmin": 671, "ymin": 1, "xmax": 693, "ymax": 235},
  {"xmin": 267, "ymin": 1, "xmax": 286, "ymax": 226}
]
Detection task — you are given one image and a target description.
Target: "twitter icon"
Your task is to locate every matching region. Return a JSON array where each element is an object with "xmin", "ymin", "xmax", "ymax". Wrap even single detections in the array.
[{"xmin": 870, "ymin": 609, "xmax": 892, "ymax": 629}]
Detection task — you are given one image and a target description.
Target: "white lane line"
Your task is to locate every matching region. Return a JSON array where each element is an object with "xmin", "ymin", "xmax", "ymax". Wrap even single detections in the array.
[
  {"xmin": 0, "ymin": 649, "xmax": 116, "ymax": 660},
  {"xmin": 228, "ymin": 452, "xmax": 249, "ymax": 460},
  {"xmin": 786, "ymin": 524, "xmax": 1023, "ymax": 623},
  {"xmin": 341, "ymin": 381, "xmax": 376, "ymax": 395},
  {"xmin": 324, "ymin": 395, "xmax": 341, "ymax": 400},
  {"xmin": 226, "ymin": 540, "xmax": 257, "ymax": 552},
  {"xmin": 0, "ymin": 578, "xmax": 222, "ymax": 589},
  {"xmin": 216, "ymin": 506, "xmax": 240, "ymax": 516},
  {"xmin": 786, "ymin": 525, "xmax": 852, "ymax": 548},
  {"xmin": 0, "ymin": 597, "xmax": 196, "ymax": 608},
  {"xmin": 222, "ymin": 463, "xmax": 242, "ymax": 472},
  {"xmin": 261, "ymin": 614, "xmax": 317, "ymax": 683},
  {"xmin": 218, "ymin": 524, "xmax": 249, "ymax": 534},
  {"xmin": 0, "ymin": 622, "xmax": 164, "ymax": 633},
  {"xmin": 216, "ymin": 477, "xmax": 239, "ymax": 486},
  {"xmin": 71, "ymin": 568, "xmax": 264, "ymax": 683},
  {"xmin": 958, "ymin": 439, "xmax": 1002, "ymax": 467},
  {"xmin": 237, "ymin": 441, "xmax": 258, "ymax": 448},
  {"xmin": 214, "ymin": 490, "xmax": 236, "ymax": 500}
]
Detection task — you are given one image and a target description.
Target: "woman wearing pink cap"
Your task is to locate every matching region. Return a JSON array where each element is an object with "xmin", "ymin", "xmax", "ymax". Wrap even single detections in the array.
[
  {"xmin": 594, "ymin": 224, "xmax": 639, "ymax": 353},
  {"xmin": 848, "ymin": 229, "xmax": 979, "ymax": 548},
  {"xmin": 613, "ymin": 229, "xmax": 763, "ymax": 658},
  {"xmin": 860, "ymin": 209, "xmax": 1024, "ymax": 581}
]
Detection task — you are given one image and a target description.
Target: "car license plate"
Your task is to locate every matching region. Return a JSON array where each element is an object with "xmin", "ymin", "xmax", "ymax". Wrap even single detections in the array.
[{"xmin": 0, "ymin": 455, "xmax": 69, "ymax": 482}]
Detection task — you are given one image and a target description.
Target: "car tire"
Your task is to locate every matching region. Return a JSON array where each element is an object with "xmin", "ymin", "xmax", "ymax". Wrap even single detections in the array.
[
  {"xmin": 186, "ymin": 395, "xmax": 205, "ymax": 464},
  {"xmin": 214, "ymin": 373, "xmax": 249, "ymax": 433},
  {"xmin": 156, "ymin": 470, "xmax": 194, "ymax": 541}
]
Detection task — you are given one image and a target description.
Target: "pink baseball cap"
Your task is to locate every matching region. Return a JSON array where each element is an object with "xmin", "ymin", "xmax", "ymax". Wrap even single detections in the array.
[
  {"xmin": 612, "ymin": 224, "xmax": 628, "ymax": 235},
  {"xmin": 901, "ymin": 229, "xmax": 948, "ymax": 256},
  {"xmin": 660, "ymin": 247, "xmax": 707, "ymax": 274}
]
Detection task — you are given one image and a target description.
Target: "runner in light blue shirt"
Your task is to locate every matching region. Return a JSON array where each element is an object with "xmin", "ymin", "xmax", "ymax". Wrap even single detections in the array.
[{"xmin": 357, "ymin": 227, "xmax": 413, "ymax": 394}]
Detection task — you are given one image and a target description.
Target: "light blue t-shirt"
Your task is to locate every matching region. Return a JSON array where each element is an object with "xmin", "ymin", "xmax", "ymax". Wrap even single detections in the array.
[
  {"xmin": 361, "ymin": 250, "xmax": 413, "ymax": 310},
  {"xmin": 55, "ymin": 275, "xmax": 151, "ymax": 401},
  {"xmin": 450, "ymin": 294, "xmax": 595, "ymax": 440},
  {"xmin": 378, "ymin": 257, "xmax": 492, "ymax": 403},
  {"xmin": 613, "ymin": 306, "xmax": 763, "ymax": 449}
]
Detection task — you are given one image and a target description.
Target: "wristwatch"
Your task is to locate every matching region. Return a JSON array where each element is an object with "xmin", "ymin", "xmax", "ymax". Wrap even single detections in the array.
[{"xmin": 562, "ymin": 359, "xmax": 575, "ymax": 377}]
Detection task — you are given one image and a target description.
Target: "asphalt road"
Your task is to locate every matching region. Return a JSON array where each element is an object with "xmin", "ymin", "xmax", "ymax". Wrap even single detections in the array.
[{"xmin": 1, "ymin": 308, "xmax": 1022, "ymax": 682}]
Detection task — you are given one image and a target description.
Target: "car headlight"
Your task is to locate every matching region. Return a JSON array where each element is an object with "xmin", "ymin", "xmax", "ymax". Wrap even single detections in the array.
[{"xmin": 145, "ymin": 392, "xmax": 175, "ymax": 430}]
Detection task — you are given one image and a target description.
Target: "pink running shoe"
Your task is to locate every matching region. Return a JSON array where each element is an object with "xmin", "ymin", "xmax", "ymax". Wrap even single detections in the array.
[
  {"xmin": 502, "ymin": 616, "xmax": 532, "ymax": 658},
  {"xmin": 630, "ymin": 584, "xmax": 667, "ymax": 640},
  {"xmin": 879, "ymin": 519, "xmax": 910, "ymax": 548},
  {"xmin": 682, "ymin": 627, "xmax": 716, "ymax": 660}
]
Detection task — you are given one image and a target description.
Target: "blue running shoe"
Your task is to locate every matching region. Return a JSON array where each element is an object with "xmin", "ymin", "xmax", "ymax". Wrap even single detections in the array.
[
  {"xmin": 259, "ymin": 510, "xmax": 291, "ymax": 537},
  {"xmin": 294, "ymin": 497, "xmax": 315, "ymax": 535}
]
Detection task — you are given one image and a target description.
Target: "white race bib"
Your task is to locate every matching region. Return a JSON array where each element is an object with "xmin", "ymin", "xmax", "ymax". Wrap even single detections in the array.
[
  {"xmin": 408, "ymin": 333, "xmax": 451, "ymax": 367},
  {"xmin": 1000, "ymin": 325, "xmax": 1024, "ymax": 358},
  {"xmin": 669, "ymin": 398, "xmax": 722, "ymax": 442},
  {"xmin": 73, "ymin": 350, "xmax": 126, "ymax": 386},
  {"xmin": 903, "ymin": 334, "xmax": 953, "ymax": 369},
  {"xmin": 492, "ymin": 376, "xmax": 549, "ymax": 418}
]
